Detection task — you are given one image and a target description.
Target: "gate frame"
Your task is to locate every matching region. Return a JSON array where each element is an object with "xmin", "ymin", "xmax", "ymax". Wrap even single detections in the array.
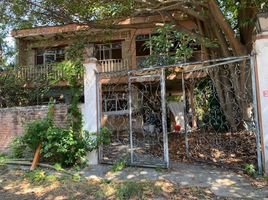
[
  {"xmin": 96, "ymin": 55, "xmax": 262, "ymax": 173},
  {"xmin": 128, "ymin": 69, "xmax": 169, "ymax": 168}
]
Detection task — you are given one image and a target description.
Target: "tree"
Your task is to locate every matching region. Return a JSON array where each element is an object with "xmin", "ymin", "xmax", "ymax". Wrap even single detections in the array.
[{"xmin": 1, "ymin": 0, "xmax": 267, "ymax": 129}]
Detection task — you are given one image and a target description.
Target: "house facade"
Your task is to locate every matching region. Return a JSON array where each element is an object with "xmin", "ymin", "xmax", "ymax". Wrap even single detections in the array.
[{"xmin": 11, "ymin": 14, "xmax": 203, "ymax": 80}]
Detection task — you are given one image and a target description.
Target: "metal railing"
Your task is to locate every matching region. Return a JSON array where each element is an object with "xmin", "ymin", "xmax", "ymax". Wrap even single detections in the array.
[{"xmin": 99, "ymin": 59, "xmax": 129, "ymax": 73}]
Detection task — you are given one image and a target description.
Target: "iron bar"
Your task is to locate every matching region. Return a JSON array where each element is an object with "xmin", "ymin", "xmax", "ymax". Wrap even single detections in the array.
[
  {"xmin": 127, "ymin": 55, "xmax": 250, "ymax": 75},
  {"xmin": 182, "ymin": 72, "xmax": 189, "ymax": 158},
  {"xmin": 96, "ymin": 73, "xmax": 103, "ymax": 162},
  {"xmin": 250, "ymin": 55, "xmax": 263, "ymax": 175},
  {"xmin": 184, "ymin": 57, "xmax": 250, "ymax": 73},
  {"xmin": 128, "ymin": 74, "xmax": 134, "ymax": 164},
  {"xmin": 161, "ymin": 68, "xmax": 169, "ymax": 168}
]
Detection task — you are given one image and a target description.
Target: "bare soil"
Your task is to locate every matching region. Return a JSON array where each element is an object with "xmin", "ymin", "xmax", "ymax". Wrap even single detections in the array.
[{"xmin": 0, "ymin": 165, "xmax": 230, "ymax": 200}]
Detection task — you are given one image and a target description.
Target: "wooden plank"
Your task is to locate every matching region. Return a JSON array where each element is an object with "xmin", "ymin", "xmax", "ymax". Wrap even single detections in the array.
[{"xmin": 30, "ymin": 143, "xmax": 42, "ymax": 171}]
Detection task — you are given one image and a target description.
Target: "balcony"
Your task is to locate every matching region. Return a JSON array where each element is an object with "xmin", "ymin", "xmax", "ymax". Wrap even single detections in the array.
[
  {"xmin": 99, "ymin": 59, "xmax": 129, "ymax": 73},
  {"xmin": 9, "ymin": 59, "xmax": 129, "ymax": 82},
  {"xmin": 15, "ymin": 64, "xmax": 66, "ymax": 81}
]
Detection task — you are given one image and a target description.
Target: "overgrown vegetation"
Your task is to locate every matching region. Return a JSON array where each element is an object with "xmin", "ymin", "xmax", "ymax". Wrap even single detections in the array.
[
  {"xmin": 193, "ymin": 77, "xmax": 229, "ymax": 132},
  {"xmin": 10, "ymin": 98, "xmax": 111, "ymax": 167},
  {"xmin": 9, "ymin": 41, "xmax": 111, "ymax": 167},
  {"xmin": 143, "ymin": 23, "xmax": 196, "ymax": 67}
]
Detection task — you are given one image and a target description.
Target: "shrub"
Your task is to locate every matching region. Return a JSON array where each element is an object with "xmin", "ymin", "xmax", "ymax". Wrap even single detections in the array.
[
  {"xmin": 23, "ymin": 118, "xmax": 52, "ymax": 150},
  {"xmin": 41, "ymin": 127, "xmax": 88, "ymax": 166},
  {"xmin": 11, "ymin": 101, "xmax": 111, "ymax": 166},
  {"xmin": 10, "ymin": 136, "xmax": 27, "ymax": 158}
]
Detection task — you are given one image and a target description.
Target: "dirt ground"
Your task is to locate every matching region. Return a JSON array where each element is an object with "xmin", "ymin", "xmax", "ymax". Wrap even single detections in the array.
[
  {"xmin": 0, "ymin": 162, "xmax": 267, "ymax": 200},
  {"xmin": 0, "ymin": 164, "xmax": 235, "ymax": 200}
]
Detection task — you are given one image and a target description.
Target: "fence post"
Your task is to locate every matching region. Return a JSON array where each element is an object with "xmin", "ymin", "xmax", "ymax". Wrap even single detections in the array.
[
  {"xmin": 250, "ymin": 55, "xmax": 263, "ymax": 175},
  {"xmin": 254, "ymin": 34, "xmax": 268, "ymax": 175},
  {"xmin": 83, "ymin": 57, "xmax": 99, "ymax": 165}
]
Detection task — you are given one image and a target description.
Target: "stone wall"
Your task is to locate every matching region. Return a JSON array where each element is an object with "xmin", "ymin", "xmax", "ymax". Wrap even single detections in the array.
[{"xmin": 0, "ymin": 104, "xmax": 69, "ymax": 152}]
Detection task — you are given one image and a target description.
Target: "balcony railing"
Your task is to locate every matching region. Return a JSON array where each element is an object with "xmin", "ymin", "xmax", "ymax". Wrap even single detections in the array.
[
  {"xmin": 11, "ymin": 59, "xmax": 129, "ymax": 82},
  {"xmin": 99, "ymin": 59, "xmax": 129, "ymax": 73},
  {"xmin": 15, "ymin": 64, "xmax": 65, "ymax": 81}
]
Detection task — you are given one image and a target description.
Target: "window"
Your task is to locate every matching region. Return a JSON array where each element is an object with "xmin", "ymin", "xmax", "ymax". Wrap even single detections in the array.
[
  {"xmin": 136, "ymin": 34, "xmax": 150, "ymax": 57},
  {"xmin": 96, "ymin": 42, "xmax": 122, "ymax": 60},
  {"xmin": 36, "ymin": 47, "xmax": 65, "ymax": 65},
  {"xmin": 102, "ymin": 92, "xmax": 128, "ymax": 113},
  {"xmin": 135, "ymin": 34, "xmax": 155, "ymax": 67}
]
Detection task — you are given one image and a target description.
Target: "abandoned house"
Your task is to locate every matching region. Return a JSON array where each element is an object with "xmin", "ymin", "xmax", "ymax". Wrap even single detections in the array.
[{"xmin": 0, "ymin": 11, "xmax": 262, "ymax": 171}]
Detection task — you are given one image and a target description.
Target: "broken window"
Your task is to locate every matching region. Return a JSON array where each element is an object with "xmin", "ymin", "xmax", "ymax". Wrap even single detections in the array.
[
  {"xmin": 36, "ymin": 47, "xmax": 65, "ymax": 65},
  {"xmin": 102, "ymin": 92, "xmax": 128, "ymax": 113},
  {"xmin": 136, "ymin": 34, "xmax": 150, "ymax": 68},
  {"xmin": 96, "ymin": 42, "xmax": 122, "ymax": 60}
]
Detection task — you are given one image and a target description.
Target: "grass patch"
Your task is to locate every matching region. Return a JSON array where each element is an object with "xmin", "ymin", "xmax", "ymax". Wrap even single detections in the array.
[
  {"xmin": 0, "ymin": 154, "xmax": 7, "ymax": 165},
  {"xmin": 24, "ymin": 168, "xmax": 59, "ymax": 184},
  {"xmin": 155, "ymin": 166, "xmax": 166, "ymax": 173},
  {"xmin": 116, "ymin": 181, "xmax": 144, "ymax": 200},
  {"xmin": 0, "ymin": 167, "xmax": 223, "ymax": 200},
  {"xmin": 116, "ymin": 180, "xmax": 161, "ymax": 200}
]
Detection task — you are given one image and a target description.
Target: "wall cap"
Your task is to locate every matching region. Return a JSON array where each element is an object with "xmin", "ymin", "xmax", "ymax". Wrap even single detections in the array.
[{"xmin": 83, "ymin": 57, "xmax": 98, "ymax": 64}]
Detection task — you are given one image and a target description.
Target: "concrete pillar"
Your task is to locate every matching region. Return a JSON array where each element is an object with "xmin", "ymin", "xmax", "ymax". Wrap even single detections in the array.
[
  {"xmin": 255, "ymin": 33, "xmax": 268, "ymax": 174},
  {"xmin": 83, "ymin": 58, "xmax": 98, "ymax": 165}
]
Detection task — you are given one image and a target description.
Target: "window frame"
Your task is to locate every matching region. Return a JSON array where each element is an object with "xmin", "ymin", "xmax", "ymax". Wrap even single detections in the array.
[
  {"xmin": 35, "ymin": 47, "xmax": 66, "ymax": 65},
  {"xmin": 96, "ymin": 42, "xmax": 123, "ymax": 60}
]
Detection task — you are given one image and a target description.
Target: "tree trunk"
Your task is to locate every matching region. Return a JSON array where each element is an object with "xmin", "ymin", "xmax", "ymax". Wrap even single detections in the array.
[{"xmin": 208, "ymin": 0, "xmax": 246, "ymax": 55}]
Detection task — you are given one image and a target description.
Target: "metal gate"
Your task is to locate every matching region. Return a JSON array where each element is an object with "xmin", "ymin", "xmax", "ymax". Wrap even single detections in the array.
[
  {"xmin": 178, "ymin": 56, "xmax": 262, "ymax": 173},
  {"xmin": 97, "ymin": 69, "xmax": 169, "ymax": 167},
  {"xmin": 128, "ymin": 69, "xmax": 169, "ymax": 167},
  {"xmin": 97, "ymin": 55, "xmax": 262, "ymax": 172}
]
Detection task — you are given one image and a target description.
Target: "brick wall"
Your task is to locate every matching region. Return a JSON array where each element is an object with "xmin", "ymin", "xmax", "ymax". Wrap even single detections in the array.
[{"xmin": 0, "ymin": 104, "xmax": 69, "ymax": 152}]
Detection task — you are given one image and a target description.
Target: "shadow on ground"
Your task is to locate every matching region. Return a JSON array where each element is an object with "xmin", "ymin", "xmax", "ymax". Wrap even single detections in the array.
[{"xmin": 81, "ymin": 161, "xmax": 268, "ymax": 199}]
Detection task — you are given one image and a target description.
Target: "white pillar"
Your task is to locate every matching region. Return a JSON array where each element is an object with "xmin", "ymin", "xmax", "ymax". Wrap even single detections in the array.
[
  {"xmin": 83, "ymin": 58, "xmax": 98, "ymax": 165},
  {"xmin": 255, "ymin": 33, "xmax": 268, "ymax": 174}
]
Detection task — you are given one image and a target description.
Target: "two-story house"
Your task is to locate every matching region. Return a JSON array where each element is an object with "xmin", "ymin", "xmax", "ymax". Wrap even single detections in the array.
[{"xmin": 11, "ymin": 14, "xmax": 204, "ymax": 134}]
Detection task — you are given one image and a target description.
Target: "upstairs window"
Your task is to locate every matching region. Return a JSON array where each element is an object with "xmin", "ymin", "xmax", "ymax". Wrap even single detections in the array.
[
  {"xmin": 36, "ymin": 47, "xmax": 65, "ymax": 65},
  {"xmin": 136, "ymin": 34, "xmax": 150, "ymax": 57},
  {"xmin": 96, "ymin": 42, "xmax": 122, "ymax": 60}
]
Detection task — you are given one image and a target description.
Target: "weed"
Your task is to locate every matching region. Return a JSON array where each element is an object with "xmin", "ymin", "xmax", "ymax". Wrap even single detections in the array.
[
  {"xmin": 72, "ymin": 173, "xmax": 81, "ymax": 181},
  {"xmin": 25, "ymin": 169, "xmax": 47, "ymax": 183},
  {"xmin": 25, "ymin": 168, "xmax": 60, "ymax": 184},
  {"xmin": 45, "ymin": 174, "xmax": 58, "ymax": 182},
  {"xmin": 53, "ymin": 163, "xmax": 63, "ymax": 171},
  {"xmin": 101, "ymin": 178, "xmax": 112, "ymax": 184},
  {"xmin": 112, "ymin": 159, "xmax": 127, "ymax": 172},
  {"xmin": 155, "ymin": 166, "xmax": 165, "ymax": 173},
  {"xmin": 244, "ymin": 164, "xmax": 257, "ymax": 177},
  {"xmin": 116, "ymin": 181, "xmax": 144, "ymax": 200},
  {"xmin": 0, "ymin": 154, "xmax": 7, "ymax": 165}
]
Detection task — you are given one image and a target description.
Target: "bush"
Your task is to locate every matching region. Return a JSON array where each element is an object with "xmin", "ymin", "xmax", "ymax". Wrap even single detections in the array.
[
  {"xmin": 10, "ymin": 136, "xmax": 27, "ymax": 158},
  {"xmin": 41, "ymin": 127, "xmax": 88, "ymax": 166},
  {"xmin": 23, "ymin": 118, "xmax": 52, "ymax": 151},
  {"xmin": 10, "ymin": 101, "xmax": 111, "ymax": 166}
]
